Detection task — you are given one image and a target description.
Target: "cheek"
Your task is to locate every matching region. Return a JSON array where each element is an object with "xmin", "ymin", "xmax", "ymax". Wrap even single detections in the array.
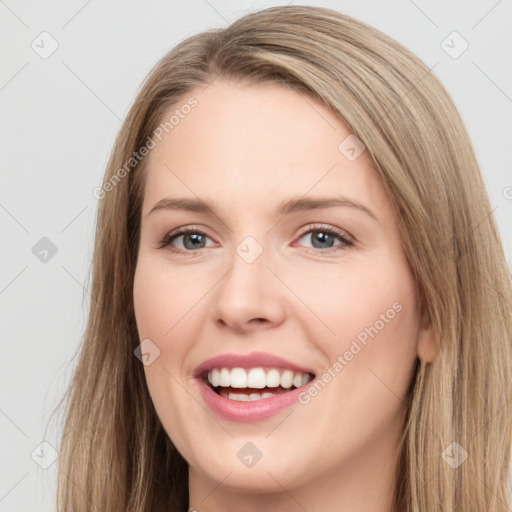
[
  {"xmin": 133, "ymin": 260, "xmax": 204, "ymax": 459},
  {"xmin": 288, "ymin": 260, "xmax": 419, "ymax": 456},
  {"xmin": 133, "ymin": 258, "xmax": 204, "ymax": 340},
  {"xmin": 132, "ymin": 257, "xmax": 213, "ymax": 394},
  {"xmin": 132, "ymin": 261, "xmax": 192, "ymax": 401},
  {"xmin": 301, "ymin": 256, "xmax": 419, "ymax": 386}
]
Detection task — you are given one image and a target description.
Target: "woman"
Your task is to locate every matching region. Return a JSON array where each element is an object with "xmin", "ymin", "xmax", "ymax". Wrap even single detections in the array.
[{"xmin": 55, "ymin": 5, "xmax": 512, "ymax": 511}]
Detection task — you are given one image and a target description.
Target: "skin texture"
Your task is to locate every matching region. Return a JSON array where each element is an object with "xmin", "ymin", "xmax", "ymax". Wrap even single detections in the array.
[{"xmin": 133, "ymin": 79, "xmax": 436, "ymax": 512}]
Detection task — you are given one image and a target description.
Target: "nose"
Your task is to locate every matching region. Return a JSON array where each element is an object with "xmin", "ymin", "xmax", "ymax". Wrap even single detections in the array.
[{"xmin": 211, "ymin": 236, "xmax": 287, "ymax": 333}]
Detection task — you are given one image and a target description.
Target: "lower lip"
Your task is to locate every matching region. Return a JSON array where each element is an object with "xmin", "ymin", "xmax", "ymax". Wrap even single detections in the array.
[{"xmin": 196, "ymin": 377, "xmax": 309, "ymax": 423}]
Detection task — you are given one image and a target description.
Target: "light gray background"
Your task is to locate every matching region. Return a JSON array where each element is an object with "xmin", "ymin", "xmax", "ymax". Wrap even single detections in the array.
[{"xmin": 1, "ymin": 1, "xmax": 511, "ymax": 510}]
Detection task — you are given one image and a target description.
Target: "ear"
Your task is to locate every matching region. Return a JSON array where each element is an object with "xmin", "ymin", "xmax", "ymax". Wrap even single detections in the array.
[{"xmin": 417, "ymin": 301, "xmax": 437, "ymax": 363}]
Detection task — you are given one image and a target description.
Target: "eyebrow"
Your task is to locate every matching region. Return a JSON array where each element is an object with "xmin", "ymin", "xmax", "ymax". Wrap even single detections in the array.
[{"xmin": 148, "ymin": 196, "xmax": 379, "ymax": 222}]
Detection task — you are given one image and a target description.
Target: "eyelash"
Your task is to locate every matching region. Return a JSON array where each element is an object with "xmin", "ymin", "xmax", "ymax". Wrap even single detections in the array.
[{"xmin": 156, "ymin": 223, "xmax": 354, "ymax": 256}]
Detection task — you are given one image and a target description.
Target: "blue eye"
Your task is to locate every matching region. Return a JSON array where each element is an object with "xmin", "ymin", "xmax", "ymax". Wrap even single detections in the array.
[
  {"xmin": 295, "ymin": 225, "xmax": 353, "ymax": 252},
  {"xmin": 157, "ymin": 224, "xmax": 353, "ymax": 255},
  {"xmin": 157, "ymin": 228, "xmax": 214, "ymax": 253}
]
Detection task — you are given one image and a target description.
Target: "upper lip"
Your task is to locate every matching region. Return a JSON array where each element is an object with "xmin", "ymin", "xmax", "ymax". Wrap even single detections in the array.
[{"xmin": 193, "ymin": 351, "xmax": 316, "ymax": 378}]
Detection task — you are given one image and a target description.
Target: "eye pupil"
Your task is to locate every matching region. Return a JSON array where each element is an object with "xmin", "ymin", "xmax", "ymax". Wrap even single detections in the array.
[
  {"xmin": 184, "ymin": 233, "xmax": 205, "ymax": 250},
  {"xmin": 312, "ymin": 231, "xmax": 334, "ymax": 249}
]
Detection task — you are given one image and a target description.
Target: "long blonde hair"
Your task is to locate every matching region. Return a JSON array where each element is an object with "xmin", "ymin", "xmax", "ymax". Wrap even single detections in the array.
[{"xmin": 53, "ymin": 5, "xmax": 512, "ymax": 510}]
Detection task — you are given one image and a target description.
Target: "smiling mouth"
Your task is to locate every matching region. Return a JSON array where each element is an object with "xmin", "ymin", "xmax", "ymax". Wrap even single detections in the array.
[{"xmin": 203, "ymin": 367, "xmax": 315, "ymax": 402}]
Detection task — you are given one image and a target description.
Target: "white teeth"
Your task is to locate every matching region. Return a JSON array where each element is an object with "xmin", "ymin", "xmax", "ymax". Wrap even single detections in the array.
[
  {"xmin": 230, "ymin": 368, "xmax": 247, "ymax": 388},
  {"xmin": 229, "ymin": 393, "xmax": 249, "ymax": 401},
  {"xmin": 226, "ymin": 392, "xmax": 272, "ymax": 401},
  {"xmin": 218, "ymin": 389, "xmax": 295, "ymax": 401},
  {"xmin": 207, "ymin": 366, "xmax": 313, "ymax": 391},
  {"xmin": 247, "ymin": 368, "xmax": 267, "ymax": 388},
  {"xmin": 280, "ymin": 370, "xmax": 294, "ymax": 388},
  {"xmin": 219, "ymin": 368, "xmax": 231, "ymax": 387},
  {"xmin": 266, "ymin": 369, "xmax": 281, "ymax": 387},
  {"xmin": 211, "ymin": 368, "xmax": 220, "ymax": 387},
  {"xmin": 293, "ymin": 372, "xmax": 303, "ymax": 388}
]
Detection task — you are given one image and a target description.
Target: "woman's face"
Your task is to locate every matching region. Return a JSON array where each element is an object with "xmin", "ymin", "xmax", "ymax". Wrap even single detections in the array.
[{"xmin": 133, "ymin": 79, "xmax": 434, "ymax": 502}]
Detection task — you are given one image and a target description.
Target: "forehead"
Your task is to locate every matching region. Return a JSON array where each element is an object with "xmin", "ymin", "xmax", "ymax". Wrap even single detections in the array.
[{"xmin": 141, "ymin": 79, "xmax": 391, "ymax": 221}]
